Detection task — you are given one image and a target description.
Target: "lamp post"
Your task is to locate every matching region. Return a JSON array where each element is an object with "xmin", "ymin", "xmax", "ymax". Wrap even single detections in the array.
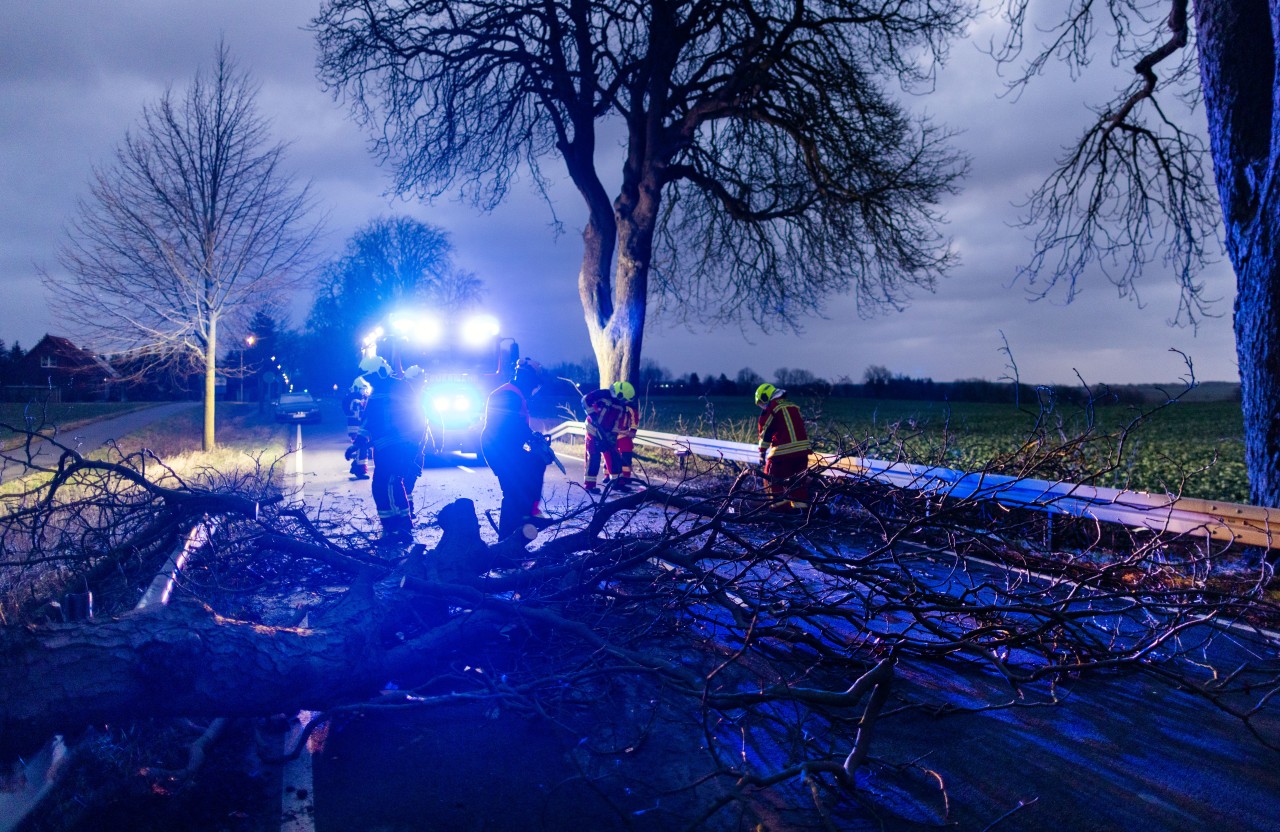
[{"xmin": 239, "ymin": 335, "xmax": 256, "ymax": 402}]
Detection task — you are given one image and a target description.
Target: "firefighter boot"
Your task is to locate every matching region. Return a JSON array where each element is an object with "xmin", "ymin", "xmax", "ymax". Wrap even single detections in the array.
[{"xmin": 377, "ymin": 515, "xmax": 413, "ymax": 546}]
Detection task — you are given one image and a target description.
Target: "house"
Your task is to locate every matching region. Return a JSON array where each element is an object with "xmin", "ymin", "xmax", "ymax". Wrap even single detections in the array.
[{"xmin": 5, "ymin": 334, "xmax": 122, "ymax": 402}]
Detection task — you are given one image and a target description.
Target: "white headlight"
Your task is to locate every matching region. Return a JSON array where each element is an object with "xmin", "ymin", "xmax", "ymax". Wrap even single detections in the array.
[
  {"xmin": 460, "ymin": 314, "xmax": 500, "ymax": 347},
  {"xmin": 453, "ymin": 394, "xmax": 470, "ymax": 411},
  {"xmin": 432, "ymin": 395, "xmax": 452, "ymax": 412},
  {"xmin": 390, "ymin": 312, "xmax": 442, "ymax": 345}
]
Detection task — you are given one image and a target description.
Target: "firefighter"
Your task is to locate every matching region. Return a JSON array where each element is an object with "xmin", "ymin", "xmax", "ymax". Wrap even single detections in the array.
[
  {"xmin": 343, "ymin": 377, "xmax": 373, "ymax": 480},
  {"xmin": 754, "ymin": 383, "xmax": 812, "ymax": 513},
  {"xmin": 582, "ymin": 386, "xmax": 627, "ymax": 493},
  {"xmin": 610, "ymin": 380, "xmax": 640, "ymax": 487},
  {"xmin": 482, "ymin": 358, "xmax": 554, "ymax": 539},
  {"xmin": 359, "ymin": 355, "xmax": 428, "ymax": 544}
]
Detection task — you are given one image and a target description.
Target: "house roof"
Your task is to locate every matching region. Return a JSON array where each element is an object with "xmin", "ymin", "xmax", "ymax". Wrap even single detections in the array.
[{"xmin": 28, "ymin": 334, "xmax": 122, "ymax": 379}]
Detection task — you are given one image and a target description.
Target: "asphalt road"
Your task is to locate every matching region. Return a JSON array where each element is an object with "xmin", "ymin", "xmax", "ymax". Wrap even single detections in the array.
[
  {"xmin": 286, "ymin": 401, "xmax": 1280, "ymax": 831},
  {"xmin": 284, "ymin": 399, "xmax": 590, "ymax": 544},
  {"xmin": 0, "ymin": 401, "xmax": 200, "ymax": 485}
]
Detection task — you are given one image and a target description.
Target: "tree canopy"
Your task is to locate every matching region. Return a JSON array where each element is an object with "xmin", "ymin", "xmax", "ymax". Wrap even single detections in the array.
[
  {"xmin": 303, "ymin": 215, "xmax": 481, "ymax": 390},
  {"xmin": 313, "ymin": 0, "xmax": 971, "ymax": 386},
  {"xmin": 996, "ymin": 1, "xmax": 1280, "ymax": 507}
]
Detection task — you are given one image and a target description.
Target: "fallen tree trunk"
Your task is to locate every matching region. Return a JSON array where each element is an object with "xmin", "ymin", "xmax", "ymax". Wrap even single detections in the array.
[
  {"xmin": 0, "ymin": 496, "xmax": 565, "ymax": 760},
  {"xmin": 0, "ymin": 586, "xmax": 382, "ymax": 756}
]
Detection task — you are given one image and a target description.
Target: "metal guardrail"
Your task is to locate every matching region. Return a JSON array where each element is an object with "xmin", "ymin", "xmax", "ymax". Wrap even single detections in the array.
[{"xmin": 545, "ymin": 422, "xmax": 1280, "ymax": 549}]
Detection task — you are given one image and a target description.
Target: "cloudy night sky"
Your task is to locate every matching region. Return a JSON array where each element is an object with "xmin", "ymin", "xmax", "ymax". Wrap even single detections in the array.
[{"xmin": 0, "ymin": 1, "xmax": 1240, "ymax": 386}]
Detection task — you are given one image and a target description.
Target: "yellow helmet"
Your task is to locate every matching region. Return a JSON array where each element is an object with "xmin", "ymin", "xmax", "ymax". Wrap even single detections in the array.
[
  {"xmin": 754, "ymin": 383, "xmax": 777, "ymax": 405},
  {"xmin": 610, "ymin": 380, "xmax": 636, "ymax": 401}
]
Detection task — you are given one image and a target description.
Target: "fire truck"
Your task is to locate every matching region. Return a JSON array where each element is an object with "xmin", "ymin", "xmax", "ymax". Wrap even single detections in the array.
[{"xmin": 361, "ymin": 309, "xmax": 519, "ymax": 457}]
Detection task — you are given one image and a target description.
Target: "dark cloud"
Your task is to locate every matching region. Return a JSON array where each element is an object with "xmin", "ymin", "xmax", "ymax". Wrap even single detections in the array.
[{"xmin": 0, "ymin": 1, "xmax": 1239, "ymax": 383}]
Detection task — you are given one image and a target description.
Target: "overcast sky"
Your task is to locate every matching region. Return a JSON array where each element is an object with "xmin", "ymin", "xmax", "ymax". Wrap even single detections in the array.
[{"xmin": 0, "ymin": 1, "xmax": 1240, "ymax": 385}]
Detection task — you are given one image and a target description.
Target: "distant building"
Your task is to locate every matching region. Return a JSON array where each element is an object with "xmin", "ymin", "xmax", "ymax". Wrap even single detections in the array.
[{"xmin": 4, "ymin": 334, "xmax": 121, "ymax": 402}]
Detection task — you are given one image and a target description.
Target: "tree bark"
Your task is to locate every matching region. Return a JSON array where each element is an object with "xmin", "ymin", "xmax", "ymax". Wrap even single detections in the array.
[
  {"xmin": 580, "ymin": 168, "xmax": 661, "ymax": 388},
  {"xmin": 1194, "ymin": 0, "xmax": 1280, "ymax": 506},
  {"xmin": 204, "ymin": 312, "xmax": 217, "ymax": 452},
  {"xmin": 0, "ymin": 592, "xmax": 382, "ymax": 758},
  {"xmin": 0, "ymin": 498, "xmax": 531, "ymax": 760}
]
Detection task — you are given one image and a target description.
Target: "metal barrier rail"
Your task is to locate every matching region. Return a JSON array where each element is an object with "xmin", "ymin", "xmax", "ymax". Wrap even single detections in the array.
[{"xmin": 545, "ymin": 421, "xmax": 1280, "ymax": 549}]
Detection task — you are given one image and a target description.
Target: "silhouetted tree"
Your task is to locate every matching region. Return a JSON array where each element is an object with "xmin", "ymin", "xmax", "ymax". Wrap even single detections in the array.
[
  {"xmin": 637, "ymin": 359, "xmax": 670, "ymax": 394},
  {"xmin": 997, "ymin": 1, "xmax": 1280, "ymax": 506},
  {"xmin": 736, "ymin": 367, "xmax": 764, "ymax": 390},
  {"xmin": 304, "ymin": 216, "xmax": 481, "ymax": 393},
  {"xmin": 313, "ymin": 0, "xmax": 970, "ymax": 388}
]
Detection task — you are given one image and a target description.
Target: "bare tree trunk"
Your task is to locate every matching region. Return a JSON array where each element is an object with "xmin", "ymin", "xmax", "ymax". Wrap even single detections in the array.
[
  {"xmin": 1195, "ymin": 0, "xmax": 1280, "ymax": 506},
  {"xmin": 0, "ymin": 499, "xmax": 520, "ymax": 759},
  {"xmin": 0, "ymin": 592, "xmax": 382, "ymax": 757},
  {"xmin": 1234, "ymin": 252, "xmax": 1280, "ymax": 507},
  {"xmin": 203, "ymin": 313, "xmax": 217, "ymax": 452},
  {"xmin": 580, "ymin": 174, "xmax": 658, "ymax": 388}
]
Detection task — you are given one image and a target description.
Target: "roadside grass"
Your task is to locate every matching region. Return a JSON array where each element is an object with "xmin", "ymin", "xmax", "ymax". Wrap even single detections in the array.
[
  {"xmin": 637, "ymin": 395, "xmax": 1248, "ymax": 503},
  {"xmin": 114, "ymin": 402, "xmax": 289, "ymax": 479},
  {"xmin": 0, "ymin": 401, "xmax": 154, "ymax": 449},
  {"xmin": 0, "ymin": 402, "xmax": 291, "ymax": 496}
]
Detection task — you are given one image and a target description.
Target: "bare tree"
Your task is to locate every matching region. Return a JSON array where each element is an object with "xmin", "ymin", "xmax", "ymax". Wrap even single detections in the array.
[
  {"xmin": 45, "ymin": 41, "xmax": 318, "ymax": 451},
  {"xmin": 992, "ymin": 2, "xmax": 1280, "ymax": 508},
  {"xmin": 312, "ymin": 0, "xmax": 970, "ymax": 388}
]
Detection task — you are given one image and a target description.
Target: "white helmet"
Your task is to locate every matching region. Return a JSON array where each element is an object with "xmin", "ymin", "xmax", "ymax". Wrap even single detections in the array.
[
  {"xmin": 359, "ymin": 354, "xmax": 391, "ymax": 376},
  {"xmin": 404, "ymin": 364, "xmax": 424, "ymax": 380}
]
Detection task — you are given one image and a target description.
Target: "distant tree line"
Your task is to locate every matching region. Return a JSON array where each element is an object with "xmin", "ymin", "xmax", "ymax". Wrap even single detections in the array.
[
  {"xmin": 546, "ymin": 358, "xmax": 1239, "ymax": 407},
  {"xmin": 0, "ymin": 341, "xmax": 27, "ymax": 387}
]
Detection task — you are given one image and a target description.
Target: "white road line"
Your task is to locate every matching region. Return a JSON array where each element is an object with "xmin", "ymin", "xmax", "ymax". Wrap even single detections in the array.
[{"xmin": 279, "ymin": 711, "xmax": 317, "ymax": 832}]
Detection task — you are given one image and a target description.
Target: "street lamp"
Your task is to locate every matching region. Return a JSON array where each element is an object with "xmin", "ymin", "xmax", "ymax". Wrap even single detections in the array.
[{"xmin": 239, "ymin": 335, "xmax": 256, "ymax": 402}]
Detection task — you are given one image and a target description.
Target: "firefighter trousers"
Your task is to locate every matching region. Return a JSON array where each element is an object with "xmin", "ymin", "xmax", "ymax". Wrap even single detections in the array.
[
  {"xmin": 764, "ymin": 451, "xmax": 811, "ymax": 509},
  {"xmin": 488, "ymin": 447, "xmax": 546, "ymax": 539},
  {"xmin": 372, "ymin": 440, "xmax": 423, "ymax": 532},
  {"xmin": 584, "ymin": 435, "xmax": 622, "ymax": 488},
  {"xmin": 617, "ymin": 435, "xmax": 635, "ymax": 480}
]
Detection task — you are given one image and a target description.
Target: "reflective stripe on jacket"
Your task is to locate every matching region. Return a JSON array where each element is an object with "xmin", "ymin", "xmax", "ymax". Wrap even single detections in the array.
[
  {"xmin": 616, "ymin": 401, "xmax": 639, "ymax": 439},
  {"xmin": 583, "ymin": 388, "xmax": 624, "ymax": 444},
  {"xmin": 757, "ymin": 399, "xmax": 811, "ymax": 459}
]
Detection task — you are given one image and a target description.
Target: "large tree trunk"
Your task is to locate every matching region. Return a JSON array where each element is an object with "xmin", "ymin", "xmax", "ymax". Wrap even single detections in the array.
[
  {"xmin": 580, "ymin": 173, "xmax": 660, "ymax": 388},
  {"xmin": 0, "ymin": 590, "xmax": 382, "ymax": 757},
  {"xmin": 1232, "ymin": 230, "xmax": 1280, "ymax": 507},
  {"xmin": 0, "ymin": 498, "xmax": 532, "ymax": 760},
  {"xmin": 1194, "ymin": 0, "xmax": 1280, "ymax": 506}
]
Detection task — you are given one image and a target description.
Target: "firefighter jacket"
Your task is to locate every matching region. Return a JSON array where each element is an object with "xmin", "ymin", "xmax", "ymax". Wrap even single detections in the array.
[
  {"xmin": 362, "ymin": 374, "xmax": 426, "ymax": 452},
  {"xmin": 343, "ymin": 388, "xmax": 368, "ymax": 436},
  {"xmin": 757, "ymin": 398, "xmax": 811, "ymax": 460},
  {"xmin": 482, "ymin": 382, "xmax": 535, "ymax": 456},
  {"xmin": 616, "ymin": 399, "xmax": 639, "ymax": 441},
  {"xmin": 583, "ymin": 389, "xmax": 624, "ymax": 445}
]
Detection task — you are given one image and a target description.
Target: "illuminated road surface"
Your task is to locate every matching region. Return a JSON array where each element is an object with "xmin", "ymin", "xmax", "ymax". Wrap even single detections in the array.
[
  {"xmin": 286, "ymin": 399, "xmax": 587, "ymax": 547},
  {"xmin": 290, "ymin": 401, "xmax": 1280, "ymax": 831}
]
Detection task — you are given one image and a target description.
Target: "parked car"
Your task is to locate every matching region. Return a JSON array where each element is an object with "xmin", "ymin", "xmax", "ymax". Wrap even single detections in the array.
[{"xmin": 274, "ymin": 392, "xmax": 323, "ymax": 424}]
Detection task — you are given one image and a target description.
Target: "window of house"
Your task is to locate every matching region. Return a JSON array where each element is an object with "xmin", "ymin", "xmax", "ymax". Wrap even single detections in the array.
[{"xmin": 40, "ymin": 355, "xmax": 57, "ymax": 368}]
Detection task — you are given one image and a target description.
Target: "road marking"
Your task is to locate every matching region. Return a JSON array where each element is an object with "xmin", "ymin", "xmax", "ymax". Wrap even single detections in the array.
[
  {"xmin": 456, "ymin": 465, "xmax": 476, "ymax": 474},
  {"xmin": 280, "ymin": 711, "xmax": 317, "ymax": 832}
]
